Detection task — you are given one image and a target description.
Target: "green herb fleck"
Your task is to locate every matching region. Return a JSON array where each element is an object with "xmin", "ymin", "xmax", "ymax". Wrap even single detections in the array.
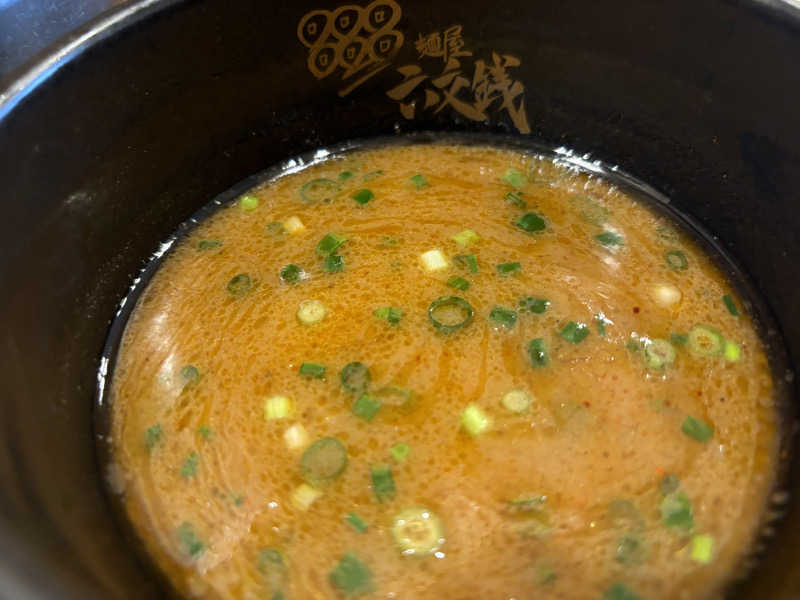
[
  {"xmin": 176, "ymin": 522, "xmax": 205, "ymax": 558},
  {"xmin": 659, "ymin": 474, "xmax": 680, "ymax": 496},
  {"xmin": 409, "ymin": 174, "xmax": 428, "ymax": 189},
  {"xmin": 317, "ymin": 233, "xmax": 348, "ymax": 256},
  {"xmin": 447, "ymin": 276, "xmax": 470, "ymax": 291},
  {"xmin": 497, "ymin": 261, "xmax": 522, "ymax": 276},
  {"xmin": 340, "ymin": 362, "xmax": 371, "ymax": 395},
  {"xmin": 661, "ymin": 491, "xmax": 694, "ymax": 531},
  {"xmin": 180, "ymin": 364, "xmax": 200, "ymax": 385},
  {"xmin": 227, "ymin": 273, "xmax": 252, "ymax": 297},
  {"xmin": 616, "ymin": 532, "xmax": 645, "ymax": 565},
  {"xmin": 353, "ymin": 395, "xmax": 382, "ymax": 422},
  {"xmin": 330, "ymin": 553, "xmax": 373, "ymax": 596},
  {"xmin": 519, "ymin": 297, "xmax": 549, "ymax": 314},
  {"xmin": 390, "ymin": 442, "xmax": 410, "ymax": 462},
  {"xmin": 722, "ymin": 294, "xmax": 740, "ymax": 316},
  {"xmin": 595, "ymin": 314, "xmax": 611, "ymax": 336},
  {"xmin": 299, "ymin": 362, "xmax": 327, "ymax": 378},
  {"xmin": 197, "ymin": 425, "xmax": 214, "ymax": 441},
  {"xmin": 527, "ymin": 338, "xmax": 549, "ymax": 367},
  {"xmin": 370, "ymin": 464, "xmax": 396, "ymax": 502},
  {"xmin": 257, "ymin": 548, "xmax": 285, "ymax": 572},
  {"xmin": 145, "ymin": 424, "xmax": 162, "ymax": 450},
  {"xmin": 505, "ymin": 190, "xmax": 526, "ymax": 208},
  {"xmin": 559, "ymin": 321, "xmax": 589, "ymax": 343},
  {"xmin": 279, "ymin": 264, "xmax": 304, "ymax": 284},
  {"xmin": 537, "ymin": 562, "xmax": 557, "ymax": 585},
  {"xmin": 489, "ymin": 306, "xmax": 517, "ymax": 328},
  {"xmin": 604, "ymin": 583, "xmax": 642, "ymax": 600},
  {"xmin": 363, "ymin": 170, "xmax": 383, "ymax": 181},
  {"xmin": 514, "ymin": 212, "xmax": 546, "ymax": 233},
  {"xmin": 681, "ymin": 416, "xmax": 713, "ymax": 443},
  {"xmin": 324, "ymin": 254, "xmax": 344, "ymax": 273},
  {"xmin": 670, "ymin": 333, "xmax": 689, "ymax": 346},
  {"xmin": 502, "ymin": 168, "xmax": 528, "ymax": 188},
  {"xmin": 596, "ymin": 231, "xmax": 624, "ymax": 247},
  {"xmin": 338, "ymin": 171, "xmax": 354, "ymax": 181},
  {"xmin": 352, "ymin": 189, "xmax": 374, "ymax": 205},
  {"xmin": 180, "ymin": 452, "xmax": 200, "ymax": 479},
  {"xmin": 346, "ymin": 513, "xmax": 369, "ymax": 534},
  {"xmin": 452, "ymin": 229, "xmax": 481, "ymax": 246},
  {"xmin": 454, "ymin": 254, "xmax": 478, "ymax": 273},
  {"xmin": 198, "ymin": 239, "xmax": 222, "ymax": 250},
  {"xmin": 266, "ymin": 221, "xmax": 285, "ymax": 237},
  {"xmin": 665, "ymin": 249, "xmax": 688, "ymax": 270},
  {"xmin": 240, "ymin": 195, "xmax": 259, "ymax": 211},
  {"xmin": 374, "ymin": 306, "xmax": 403, "ymax": 325}
]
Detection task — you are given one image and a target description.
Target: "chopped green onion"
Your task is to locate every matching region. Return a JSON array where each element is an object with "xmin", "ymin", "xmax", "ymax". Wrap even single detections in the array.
[
  {"xmin": 604, "ymin": 583, "xmax": 642, "ymax": 600},
  {"xmin": 301, "ymin": 437, "xmax": 348, "ymax": 483},
  {"xmin": 371, "ymin": 464, "xmax": 396, "ymax": 502},
  {"xmin": 176, "ymin": 522, "xmax": 205, "ymax": 558},
  {"xmin": 519, "ymin": 297, "xmax": 549, "ymax": 314},
  {"xmin": 299, "ymin": 362, "xmax": 327, "ymax": 378},
  {"xmin": 291, "ymin": 483, "xmax": 322, "ymax": 510},
  {"xmin": 353, "ymin": 394, "xmax": 382, "ymax": 421},
  {"xmin": 330, "ymin": 553, "xmax": 373, "ymax": 596},
  {"xmin": 688, "ymin": 325, "xmax": 724, "ymax": 357},
  {"xmin": 280, "ymin": 264, "xmax": 304, "ymax": 285},
  {"xmin": 657, "ymin": 224, "xmax": 679, "ymax": 242},
  {"xmin": 265, "ymin": 221, "xmax": 285, "ymax": 237},
  {"xmin": 180, "ymin": 451, "xmax": 199, "ymax": 479},
  {"xmin": 363, "ymin": 170, "xmax": 383, "ymax": 181},
  {"xmin": 145, "ymin": 424, "xmax": 163, "ymax": 450},
  {"xmin": 323, "ymin": 254, "xmax": 344, "ymax": 273},
  {"xmin": 227, "ymin": 273, "xmax": 252, "ymax": 297},
  {"xmin": 380, "ymin": 236, "xmax": 399, "ymax": 246},
  {"xmin": 497, "ymin": 261, "xmax": 522, "ymax": 275},
  {"xmin": 428, "ymin": 296, "xmax": 474, "ymax": 333},
  {"xmin": 352, "ymin": 188, "xmax": 374, "ymax": 205},
  {"xmin": 659, "ymin": 474, "xmax": 680, "ymax": 496},
  {"xmin": 690, "ymin": 534, "xmax": 714, "ymax": 564},
  {"xmin": 559, "ymin": 321, "xmax": 589, "ymax": 343},
  {"xmin": 595, "ymin": 314, "xmax": 611, "ymax": 336},
  {"xmin": 338, "ymin": 171, "xmax": 354, "ymax": 181},
  {"xmin": 409, "ymin": 174, "xmax": 428, "ymax": 189},
  {"xmin": 724, "ymin": 340, "xmax": 741, "ymax": 362},
  {"xmin": 502, "ymin": 168, "xmax": 528, "ymax": 188},
  {"xmin": 454, "ymin": 254, "xmax": 478, "ymax": 273},
  {"xmin": 571, "ymin": 194, "xmax": 609, "ymax": 225},
  {"xmin": 297, "ymin": 299, "xmax": 327, "ymax": 325},
  {"xmin": 670, "ymin": 333, "xmax": 689, "ymax": 346},
  {"xmin": 536, "ymin": 562, "xmax": 557, "ymax": 585},
  {"xmin": 446, "ymin": 276, "xmax": 470, "ymax": 291},
  {"xmin": 317, "ymin": 233, "xmax": 348, "ymax": 256},
  {"xmin": 514, "ymin": 212, "xmax": 546, "ymax": 233},
  {"xmin": 240, "ymin": 194, "xmax": 259, "ymax": 211},
  {"xmin": 489, "ymin": 305, "xmax": 517, "ymax": 328},
  {"xmin": 391, "ymin": 443, "xmax": 410, "ymax": 462},
  {"xmin": 504, "ymin": 190, "xmax": 526, "ymax": 208},
  {"xmin": 264, "ymin": 395, "xmax": 294, "ymax": 420},
  {"xmin": 300, "ymin": 178, "xmax": 339, "ymax": 203},
  {"xmin": 374, "ymin": 306, "xmax": 403, "ymax": 325},
  {"xmin": 643, "ymin": 339, "xmax": 676, "ymax": 369},
  {"xmin": 665, "ymin": 249, "xmax": 689, "ymax": 270},
  {"xmin": 723, "ymin": 294, "xmax": 740, "ymax": 316},
  {"xmin": 452, "ymin": 229, "xmax": 481, "ymax": 246},
  {"xmin": 180, "ymin": 364, "xmax": 200, "ymax": 385},
  {"xmin": 391, "ymin": 507, "xmax": 444, "ymax": 555},
  {"xmin": 502, "ymin": 389, "xmax": 532, "ymax": 413},
  {"xmin": 346, "ymin": 513, "xmax": 368, "ymax": 533},
  {"xmin": 257, "ymin": 548, "xmax": 285, "ymax": 574},
  {"xmin": 596, "ymin": 231, "xmax": 624, "ymax": 247},
  {"xmin": 527, "ymin": 338, "xmax": 549, "ymax": 367},
  {"xmin": 340, "ymin": 362, "xmax": 370, "ymax": 394},
  {"xmin": 681, "ymin": 416, "xmax": 713, "ymax": 443},
  {"xmin": 197, "ymin": 425, "xmax": 214, "ymax": 441},
  {"xmin": 661, "ymin": 490, "xmax": 694, "ymax": 531},
  {"xmin": 198, "ymin": 239, "xmax": 222, "ymax": 250},
  {"xmin": 461, "ymin": 404, "xmax": 491, "ymax": 436}
]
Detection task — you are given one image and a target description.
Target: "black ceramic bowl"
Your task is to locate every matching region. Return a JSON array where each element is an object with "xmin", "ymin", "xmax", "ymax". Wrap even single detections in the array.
[{"xmin": 1, "ymin": 0, "xmax": 799, "ymax": 598}]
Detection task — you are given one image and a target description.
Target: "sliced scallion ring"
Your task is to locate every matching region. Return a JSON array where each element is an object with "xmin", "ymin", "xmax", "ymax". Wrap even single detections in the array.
[{"xmin": 428, "ymin": 296, "xmax": 474, "ymax": 334}]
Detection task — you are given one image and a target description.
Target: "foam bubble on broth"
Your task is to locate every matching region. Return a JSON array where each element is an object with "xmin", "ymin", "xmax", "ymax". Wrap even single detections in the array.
[{"xmin": 109, "ymin": 144, "xmax": 779, "ymax": 600}]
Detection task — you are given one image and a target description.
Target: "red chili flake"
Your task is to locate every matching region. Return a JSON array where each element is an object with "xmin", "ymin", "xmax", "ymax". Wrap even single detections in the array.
[
  {"xmin": 633, "ymin": 306, "xmax": 640, "ymax": 314},
  {"xmin": 583, "ymin": 401, "xmax": 591, "ymax": 407},
  {"xmin": 664, "ymin": 400, "xmax": 671, "ymax": 407}
]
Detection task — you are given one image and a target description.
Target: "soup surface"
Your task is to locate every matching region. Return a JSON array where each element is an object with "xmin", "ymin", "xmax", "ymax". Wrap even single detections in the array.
[{"xmin": 107, "ymin": 143, "xmax": 779, "ymax": 600}]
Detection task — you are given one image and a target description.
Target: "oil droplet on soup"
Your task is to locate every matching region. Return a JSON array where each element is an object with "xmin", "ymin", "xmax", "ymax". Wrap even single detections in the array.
[{"xmin": 108, "ymin": 144, "xmax": 779, "ymax": 600}]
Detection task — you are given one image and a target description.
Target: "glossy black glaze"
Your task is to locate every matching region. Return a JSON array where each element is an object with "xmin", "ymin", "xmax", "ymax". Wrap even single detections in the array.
[{"xmin": 0, "ymin": 0, "xmax": 798, "ymax": 597}]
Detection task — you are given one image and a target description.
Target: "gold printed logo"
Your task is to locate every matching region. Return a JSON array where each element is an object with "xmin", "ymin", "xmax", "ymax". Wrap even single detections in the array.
[{"xmin": 297, "ymin": 0, "xmax": 403, "ymax": 97}]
